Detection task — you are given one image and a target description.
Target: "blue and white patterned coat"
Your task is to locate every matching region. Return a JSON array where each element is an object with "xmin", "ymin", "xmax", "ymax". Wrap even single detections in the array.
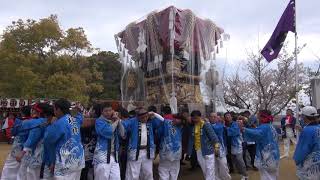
[
  {"xmin": 22, "ymin": 118, "xmax": 47, "ymax": 168},
  {"xmin": 293, "ymin": 123, "xmax": 320, "ymax": 180},
  {"xmin": 227, "ymin": 121, "xmax": 243, "ymax": 155},
  {"xmin": 43, "ymin": 113, "xmax": 84, "ymax": 176},
  {"xmin": 211, "ymin": 122, "xmax": 227, "ymax": 157},
  {"xmin": 158, "ymin": 120, "xmax": 182, "ymax": 161},
  {"xmin": 243, "ymin": 123, "xmax": 280, "ymax": 171},
  {"xmin": 10, "ymin": 118, "xmax": 33, "ymax": 158},
  {"xmin": 93, "ymin": 116, "xmax": 120, "ymax": 165},
  {"xmin": 121, "ymin": 117, "xmax": 162, "ymax": 161}
]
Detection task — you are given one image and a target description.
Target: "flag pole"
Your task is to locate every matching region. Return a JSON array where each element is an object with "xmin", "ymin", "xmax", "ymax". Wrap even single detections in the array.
[{"xmin": 294, "ymin": 0, "xmax": 299, "ymax": 120}]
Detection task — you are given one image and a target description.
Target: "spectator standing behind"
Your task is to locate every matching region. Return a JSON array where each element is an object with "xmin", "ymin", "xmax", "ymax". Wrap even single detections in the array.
[
  {"xmin": 162, "ymin": 105, "xmax": 174, "ymax": 120},
  {"xmin": 280, "ymin": 109, "xmax": 297, "ymax": 159},
  {"xmin": 2, "ymin": 116, "xmax": 8, "ymax": 131},
  {"xmin": 5, "ymin": 113, "xmax": 15, "ymax": 144},
  {"xmin": 149, "ymin": 105, "xmax": 161, "ymax": 161},
  {"xmin": 0, "ymin": 118, "xmax": 3, "ymax": 141},
  {"xmin": 180, "ymin": 109, "xmax": 194, "ymax": 168},
  {"xmin": 0, "ymin": 117, "xmax": 3, "ymax": 135},
  {"xmin": 80, "ymin": 104, "xmax": 100, "ymax": 180},
  {"xmin": 241, "ymin": 110, "xmax": 258, "ymax": 170},
  {"xmin": 224, "ymin": 112, "xmax": 234, "ymax": 173},
  {"xmin": 1, "ymin": 113, "xmax": 9, "ymax": 138},
  {"xmin": 118, "ymin": 107, "xmax": 130, "ymax": 180}
]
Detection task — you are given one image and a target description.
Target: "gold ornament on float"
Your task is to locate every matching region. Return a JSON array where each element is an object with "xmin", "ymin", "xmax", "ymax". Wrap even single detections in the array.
[{"xmin": 127, "ymin": 70, "xmax": 138, "ymax": 89}]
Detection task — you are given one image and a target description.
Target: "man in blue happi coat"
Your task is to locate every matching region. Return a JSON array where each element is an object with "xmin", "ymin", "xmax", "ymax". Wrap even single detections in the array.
[
  {"xmin": 209, "ymin": 112, "xmax": 231, "ymax": 180},
  {"xmin": 293, "ymin": 106, "xmax": 320, "ymax": 180},
  {"xmin": 187, "ymin": 110, "xmax": 220, "ymax": 180},
  {"xmin": 120, "ymin": 107, "xmax": 162, "ymax": 180},
  {"xmin": 1, "ymin": 106, "xmax": 32, "ymax": 180},
  {"xmin": 157, "ymin": 113, "xmax": 182, "ymax": 180},
  {"xmin": 225, "ymin": 112, "xmax": 248, "ymax": 180},
  {"xmin": 43, "ymin": 99, "xmax": 85, "ymax": 180},
  {"xmin": 241, "ymin": 110, "xmax": 280, "ymax": 180},
  {"xmin": 93, "ymin": 103, "xmax": 122, "ymax": 180}
]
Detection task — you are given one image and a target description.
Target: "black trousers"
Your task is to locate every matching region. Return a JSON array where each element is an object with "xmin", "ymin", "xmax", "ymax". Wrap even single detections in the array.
[
  {"xmin": 80, "ymin": 163, "xmax": 94, "ymax": 180},
  {"xmin": 120, "ymin": 151, "xmax": 127, "ymax": 180},
  {"xmin": 190, "ymin": 148, "xmax": 198, "ymax": 169},
  {"xmin": 243, "ymin": 143, "xmax": 256, "ymax": 167},
  {"xmin": 226, "ymin": 153, "xmax": 234, "ymax": 172}
]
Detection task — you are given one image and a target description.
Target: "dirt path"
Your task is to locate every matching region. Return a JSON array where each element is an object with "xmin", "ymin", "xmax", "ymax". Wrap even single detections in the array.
[{"xmin": 0, "ymin": 143, "xmax": 11, "ymax": 172}]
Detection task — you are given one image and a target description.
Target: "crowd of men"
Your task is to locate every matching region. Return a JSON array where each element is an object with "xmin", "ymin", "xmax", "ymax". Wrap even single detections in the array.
[{"xmin": 0, "ymin": 98, "xmax": 320, "ymax": 180}]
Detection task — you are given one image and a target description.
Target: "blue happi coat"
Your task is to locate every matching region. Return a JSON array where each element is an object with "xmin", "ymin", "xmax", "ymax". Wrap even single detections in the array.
[
  {"xmin": 243, "ymin": 116, "xmax": 258, "ymax": 143},
  {"xmin": 293, "ymin": 123, "xmax": 320, "ymax": 180},
  {"xmin": 211, "ymin": 122, "xmax": 227, "ymax": 157},
  {"xmin": 227, "ymin": 121, "xmax": 243, "ymax": 155},
  {"xmin": 93, "ymin": 116, "xmax": 120, "ymax": 165},
  {"xmin": 10, "ymin": 118, "xmax": 33, "ymax": 158},
  {"xmin": 158, "ymin": 119, "xmax": 182, "ymax": 161},
  {"xmin": 187, "ymin": 121, "xmax": 220, "ymax": 157},
  {"xmin": 22, "ymin": 118, "xmax": 47, "ymax": 168},
  {"xmin": 243, "ymin": 123, "xmax": 280, "ymax": 171},
  {"xmin": 121, "ymin": 117, "xmax": 162, "ymax": 161},
  {"xmin": 43, "ymin": 113, "xmax": 84, "ymax": 176}
]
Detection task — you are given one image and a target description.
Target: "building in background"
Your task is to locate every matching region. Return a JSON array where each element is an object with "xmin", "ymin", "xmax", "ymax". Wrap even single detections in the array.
[{"xmin": 311, "ymin": 77, "xmax": 320, "ymax": 109}]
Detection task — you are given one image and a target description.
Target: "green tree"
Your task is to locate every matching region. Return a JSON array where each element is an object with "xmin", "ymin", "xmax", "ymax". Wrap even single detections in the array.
[
  {"xmin": 87, "ymin": 51, "xmax": 121, "ymax": 100},
  {"xmin": 61, "ymin": 28, "xmax": 92, "ymax": 57},
  {"xmin": 0, "ymin": 15, "xmax": 120, "ymax": 104},
  {"xmin": 0, "ymin": 15, "xmax": 63, "ymax": 59},
  {"xmin": 0, "ymin": 50, "xmax": 40, "ymax": 98},
  {"xmin": 45, "ymin": 73, "xmax": 88, "ymax": 103}
]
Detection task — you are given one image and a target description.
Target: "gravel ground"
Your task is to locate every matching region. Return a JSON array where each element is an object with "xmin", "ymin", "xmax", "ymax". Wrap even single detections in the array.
[
  {"xmin": 0, "ymin": 143, "xmax": 11, "ymax": 172},
  {"xmin": 0, "ymin": 142, "xmax": 298, "ymax": 179}
]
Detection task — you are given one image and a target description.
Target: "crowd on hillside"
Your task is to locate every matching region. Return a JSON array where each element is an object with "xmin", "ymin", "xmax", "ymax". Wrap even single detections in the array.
[{"xmin": 1, "ymin": 98, "xmax": 320, "ymax": 180}]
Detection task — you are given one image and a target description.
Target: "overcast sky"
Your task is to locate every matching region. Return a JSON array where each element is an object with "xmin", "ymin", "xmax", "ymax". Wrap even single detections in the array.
[{"xmin": 0, "ymin": 0, "xmax": 319, "ymax": 67}]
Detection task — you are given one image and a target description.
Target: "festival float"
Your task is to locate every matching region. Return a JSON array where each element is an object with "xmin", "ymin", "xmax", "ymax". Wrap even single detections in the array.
[{"xmin": 115, "ymin": 6, "xmax": 225, "ymax": 113}]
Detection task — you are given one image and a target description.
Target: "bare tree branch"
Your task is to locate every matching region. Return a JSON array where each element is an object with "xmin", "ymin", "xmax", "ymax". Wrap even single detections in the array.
[{"xmin": 223, "ymin": 44, "xmax": 304, "ymax": 114}]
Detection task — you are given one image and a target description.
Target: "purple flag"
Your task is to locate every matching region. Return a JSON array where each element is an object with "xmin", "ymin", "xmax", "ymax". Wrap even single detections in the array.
[{"xmin": 261, "ymin": 0, "xmax": 296, "ymax": 62}]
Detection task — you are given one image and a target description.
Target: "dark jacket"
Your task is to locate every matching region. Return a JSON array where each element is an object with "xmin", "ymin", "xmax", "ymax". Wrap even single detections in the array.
[
  {"xmin": 281, "ymin": 116, "xmax": 296, "ymax": 138},
  {"xmin": 187, "ymin": 121, "xmax": 220, "ymax": 156}
]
